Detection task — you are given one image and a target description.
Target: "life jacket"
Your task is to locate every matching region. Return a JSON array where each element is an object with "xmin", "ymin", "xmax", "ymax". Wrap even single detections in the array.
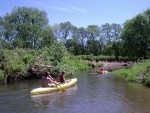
[
  {"xmin": 101, "ymin": 67, "xmax": 104, "ymax": 71},
  {"xmin": 59, "ymin": 75, "xmax": 65, "ymax": 83}
]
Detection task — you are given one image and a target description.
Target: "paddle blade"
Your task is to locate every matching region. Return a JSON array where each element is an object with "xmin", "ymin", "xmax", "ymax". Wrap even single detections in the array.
[
  {"xmin": 62, "ymin": 88, "xmax": 67, "ymax": 92},
  {"xmin": 58, "ymin": 84, "xmax": 67, "ymax": 92}
]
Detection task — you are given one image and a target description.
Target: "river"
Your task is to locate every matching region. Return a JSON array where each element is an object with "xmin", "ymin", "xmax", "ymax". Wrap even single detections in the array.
[{"xmin": 0, "ymin": 69, "xmax": 150, "ymax": 113}]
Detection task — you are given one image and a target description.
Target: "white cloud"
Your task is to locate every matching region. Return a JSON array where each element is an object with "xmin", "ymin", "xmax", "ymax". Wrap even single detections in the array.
[
  {"xmin": 49, "ymin": 5, "xmax": 73, "ymax": 12},
  {"xmin": 66, "ymin": 4, "xmax": 88, "ymax": 13},
  {"xmin": 26, "ymin": 1, "xmax": 88, "ymax": 13},
  {"xmin": 49, "ymin": 4, "xmax": 88, "ymax": 14},
  {"xmin": 75, "ymin": 7, "xmax": 87, "ymax": 13}
]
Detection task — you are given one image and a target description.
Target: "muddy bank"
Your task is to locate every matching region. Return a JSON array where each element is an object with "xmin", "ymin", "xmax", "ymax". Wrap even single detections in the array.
[{"xmin": 98, "ymin": 61, "xmax": 136, "ymax": 71}]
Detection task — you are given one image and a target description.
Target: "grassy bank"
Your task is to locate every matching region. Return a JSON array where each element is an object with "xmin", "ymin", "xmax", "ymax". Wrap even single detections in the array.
[
  {"xmin": 112, "ymin": 59, "xmax": 150, "ymax": 86},
  {"xmin": 0, "ymin": 49, "xmax": 97, "ymax": 83},
  {"xmin": 72, "ymin": 55, "xmax": 133, "ymax": 62}
]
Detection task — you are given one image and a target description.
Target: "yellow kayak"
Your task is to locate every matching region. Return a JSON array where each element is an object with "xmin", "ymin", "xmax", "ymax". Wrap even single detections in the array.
[{"xmin": 30, "ymin": 78, "xmax": 77, "ymax": 95}]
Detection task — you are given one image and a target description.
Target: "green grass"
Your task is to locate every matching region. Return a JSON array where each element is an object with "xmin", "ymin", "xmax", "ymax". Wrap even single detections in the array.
[
  {"xmin": 112, "ymin": 59, "xmax": 150, "ymax": 85},
  {"xmin": 53, "ymin": 59, "xmax": 96, "ymax": 77},
  {"xmin": 72, "ymin": 55, "xmax": 131, "ymax": 62}
]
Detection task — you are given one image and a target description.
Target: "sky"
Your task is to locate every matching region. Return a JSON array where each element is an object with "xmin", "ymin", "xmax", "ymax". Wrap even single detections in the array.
[{"xmin": 0, "ymin": 0, "xmax": 150, "ymax": 28}]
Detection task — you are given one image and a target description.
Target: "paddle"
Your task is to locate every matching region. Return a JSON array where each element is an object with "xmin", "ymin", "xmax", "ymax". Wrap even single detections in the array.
[
  {"xmin": 57, "ymin": 83, "xmax": 67, "ymax": 92},
  {"xmin": 54, "ymin": 80, "xmax": 67, "ymax": 92}
]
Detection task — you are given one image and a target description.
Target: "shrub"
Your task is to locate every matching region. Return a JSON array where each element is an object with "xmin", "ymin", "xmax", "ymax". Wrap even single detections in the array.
[{"xmin": 0, "ymin": 69, "xmax": 4, "ymax": 80}]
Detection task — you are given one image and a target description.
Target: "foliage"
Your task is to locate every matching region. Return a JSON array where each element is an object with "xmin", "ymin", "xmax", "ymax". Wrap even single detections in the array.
[
  {"xmin": 72, "ymin": 55, "xmax": 131, "ymax": 62},
  {"xmin": 52, "ymin": 58, "xmax": 95, "ymax": 77},
  {"xmin": 0, "ymin": 49, "xmax": 40, "ymax": 78},
  {"xmin": 7, "ymin": 60, "xmax": 26, "ymax": 75},
  {"xmin": 0, "ymin": 47, "xmax": 98, "ymax": 81},
  {"xmin": 1, "ymin": 7, "xmax": 55, "ymax": 49},
  {"xmin": 0, "ymin": 69, "xmax": 4, "ymax": 80},
  {"xmin": 59, "ymin": 21, "xmax": 76, "ymax": 43},
  {"xmin": 1, "ymin": 6, "xmax": 150, "ymax": 60},
  {"xmin": 1, "ymin": 6, "xmax": 150, "ymax": 84},
  {"xmin": 38, "ymin": 42, "xmax": 67, "ymax": 66},
  {"xmin": 51, "ymin": 22, "xmax": 122, "ymax": 56},
  {"xmin": 120, "ymin": 12, "xmax": 150, "ymax": 60},
  {"xmin": 145, "ymin": 74, "xmax": 150, "ymax": 85},
  {"xmin": 112, "ymin": 59, "xmax": 150, "ymax": 83}
]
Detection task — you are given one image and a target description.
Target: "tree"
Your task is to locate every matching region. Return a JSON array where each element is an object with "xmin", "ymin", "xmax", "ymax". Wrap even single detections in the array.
[
  {"xmin": 59, "ymin": 21, "xmax": 75, "ymax": 43},
  {"xmin": 41, "ymin": 26, "xmax": 55, "ymax": 48},
  {"xmin": 100, "ymin": 23, "xmax": 112, "ymax": 44},
  {"xmin": 51, "ymin": 24, "xmax": 61, "ymax": 41},
  {"xmin": 78, "ymin": 27, "xmax": 87, "ymax": 54},
  {"xmin": 0, "ymin": 17, "xmax": 11, "ymax": 49},
  {"xmin": 111, "ymin": 23, "xmax": 122, "ymax": 41},
  {"xmin": 86, "ymin": 25, "xmax": 101, "ymax": 55},
  {"xmin": 121, "ymin": 13, "xmax": 150, "ymax": 59},
  {"xmin": 2, "ymin": 7, "xmax": 53, "ymax": 49}
]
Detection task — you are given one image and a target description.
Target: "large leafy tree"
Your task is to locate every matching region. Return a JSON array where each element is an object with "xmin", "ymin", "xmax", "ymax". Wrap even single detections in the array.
[
  {"xmin": 86, "ymin": 25, "xmax": 101, "ymax": 55},
  {"xmin": 100, "ymin": 23, "xmax": 112, "ymax": 44},
  {"xmin": 78, "ymin": 27, "xmax": 87, "ymax": 54},
  {"xmin": 41, "ymin": 26, "xmax": 55, "ymax": 48},
  {"xmin": 121, "ymin": 13, "xmax": 150, "ymax": 59},
  {"xmin": 51, "ymin": 24, "xmax": 61, "ymax": 41},
  {"xmin": 53, "ymin": 22, "xmax": 82, "ymax": 55},
  {"xmin": 59, "ymin": 21, "xmax": 75, "ymax": 43},
  {"xmin": 101, "ymin": 23, "xmax": 122, "ymax": 55},
  {"xmin": 100, "ymin": 23, "xmax": 122, "ymax": 47},
  {"xmin": 0, "ymin": 17, "xmax": 11, "ymax": 49},
  {"xmin": 2, "ymin": 7, "xmax": 54, "ymax": 49},
  {"xmin": 111, "ymin": 23, "xmax": 122, "ymax": 41}
]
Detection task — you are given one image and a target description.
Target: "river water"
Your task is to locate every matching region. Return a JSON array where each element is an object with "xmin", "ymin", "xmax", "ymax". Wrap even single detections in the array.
[{"xmin": 1, "ymin": 69, "xmax": 150, "ymax": 113}]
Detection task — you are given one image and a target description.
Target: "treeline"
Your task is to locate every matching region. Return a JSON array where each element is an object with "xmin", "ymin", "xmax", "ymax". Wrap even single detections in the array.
[
  {"xmin": 0, "ymin": 6, "xmax": 150, "ymax": 83},
  {"xmin": 1, "ymin": 7, "xmax": 150, "ymax": 60}
]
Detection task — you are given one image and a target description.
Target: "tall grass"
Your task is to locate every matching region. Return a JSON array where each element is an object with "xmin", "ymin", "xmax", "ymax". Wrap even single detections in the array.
[
  {"xmin": 73, "ymin": 55, "xmax": 131, "ymax": 62},
  {"xmin": 112, "ymin": 59, "xmax": 150, "ymax": 85},
  {"xmin": 52, "ymin": 59, "xmax": 96, "ymax": 78}
]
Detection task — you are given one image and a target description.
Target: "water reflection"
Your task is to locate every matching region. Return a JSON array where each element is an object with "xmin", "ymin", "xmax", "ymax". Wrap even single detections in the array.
[
  {"xmin": 1, "ymin": 70, "xmax": 150, "ymax": 113},
  {"xmin": 31, "ymin": 85, "xmax": 78, "ymax": 112}
]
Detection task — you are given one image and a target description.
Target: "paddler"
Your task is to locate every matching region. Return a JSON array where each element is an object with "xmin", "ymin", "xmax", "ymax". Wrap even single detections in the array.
[
  {"xmin": 42, "ymin": 71, "xmax": 58, "ymax": 87},
  {"xmin": 58, "ymin": 71, "xmax": 66, "ymax": 83},
  {"xmin": 97, "ymin": 66, "xmax": 105, "ymax": 74}
]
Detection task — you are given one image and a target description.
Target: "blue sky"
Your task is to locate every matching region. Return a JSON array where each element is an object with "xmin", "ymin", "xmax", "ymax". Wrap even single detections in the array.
[{"xmin": 0, "ymin": 0, "xmax": 150, "ymax": 27}]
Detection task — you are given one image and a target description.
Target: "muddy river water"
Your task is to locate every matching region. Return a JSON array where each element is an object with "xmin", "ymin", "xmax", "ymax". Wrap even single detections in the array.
[{"xmin": 0, "ymin": 69, "xmax": 150, "ymax": 113}]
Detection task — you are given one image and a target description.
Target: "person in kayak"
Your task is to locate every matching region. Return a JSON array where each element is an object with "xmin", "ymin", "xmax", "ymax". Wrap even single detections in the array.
[
  {"xmin": 58, "ymin": 71, "xmax": 66, "ymax": 83},
  {"xmin": 97, "ymin": 66, "xmax": 105, "ymax": 74},
  {"xmin": 42, "ymin": 71, "xmax": 58, "ymax": 87}
]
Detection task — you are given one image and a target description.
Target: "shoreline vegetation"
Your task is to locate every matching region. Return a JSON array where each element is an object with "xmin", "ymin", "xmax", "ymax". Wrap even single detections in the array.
[
  {"xmin": 0, "ymin": 49, "xmax": 97, "ymax": 84},
  {"xmin": 0, "ymin": 7, "xmax": 150, "ymax": 87},
  {"xmin": 81, "ymin": 57, "xmax": 150, "ymax": 86},
  {"xmin": 111, "ymin": 59, "xmax": 150, "ymax": 86},
  {"xmin": 0, "ymin": 49, "xmax": 150, "ymax": 87}
]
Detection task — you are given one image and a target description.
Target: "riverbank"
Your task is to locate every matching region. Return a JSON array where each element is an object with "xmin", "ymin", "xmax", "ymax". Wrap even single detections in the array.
[
  {"xmin": 111, "ymin": 59, "xmax": 150, "ymax": 86},
  {"xmin": 99, "ymin": 61, "xmax": 137, "ymax": 71}
]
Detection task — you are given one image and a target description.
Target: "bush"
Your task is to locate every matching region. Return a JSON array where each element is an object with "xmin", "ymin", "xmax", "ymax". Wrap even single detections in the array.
[
  {"xmin": 113, "ymin": 59, "xmax": 150, "ymax": 83},
  {"xmin": 0, "ymin": 69, "xmax": 4, "ymax": 80},
  {"xmin": 145, "ymin": 70, "xmax": 150, "ymax": 85}
]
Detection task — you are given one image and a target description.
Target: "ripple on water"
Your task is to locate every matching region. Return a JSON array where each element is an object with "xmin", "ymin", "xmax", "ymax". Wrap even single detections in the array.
[{"xmin": 1, "ymin": 72, "xmax": 150, "ymax": 113}]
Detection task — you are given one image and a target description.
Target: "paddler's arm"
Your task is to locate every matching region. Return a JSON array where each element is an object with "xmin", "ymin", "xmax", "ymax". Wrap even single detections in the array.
[
  {"xmin": 48, "ymin": 75, "xmax": 54, "ymax": 80},
  {"xmin": 50, "ymin": 79, "xmax": 58, "ymax": 85}
]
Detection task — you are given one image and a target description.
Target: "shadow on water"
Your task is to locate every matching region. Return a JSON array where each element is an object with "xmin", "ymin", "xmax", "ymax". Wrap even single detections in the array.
[{"xmin": 1, "ymin": 69, "xmax": 150, "ymax": 113}]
